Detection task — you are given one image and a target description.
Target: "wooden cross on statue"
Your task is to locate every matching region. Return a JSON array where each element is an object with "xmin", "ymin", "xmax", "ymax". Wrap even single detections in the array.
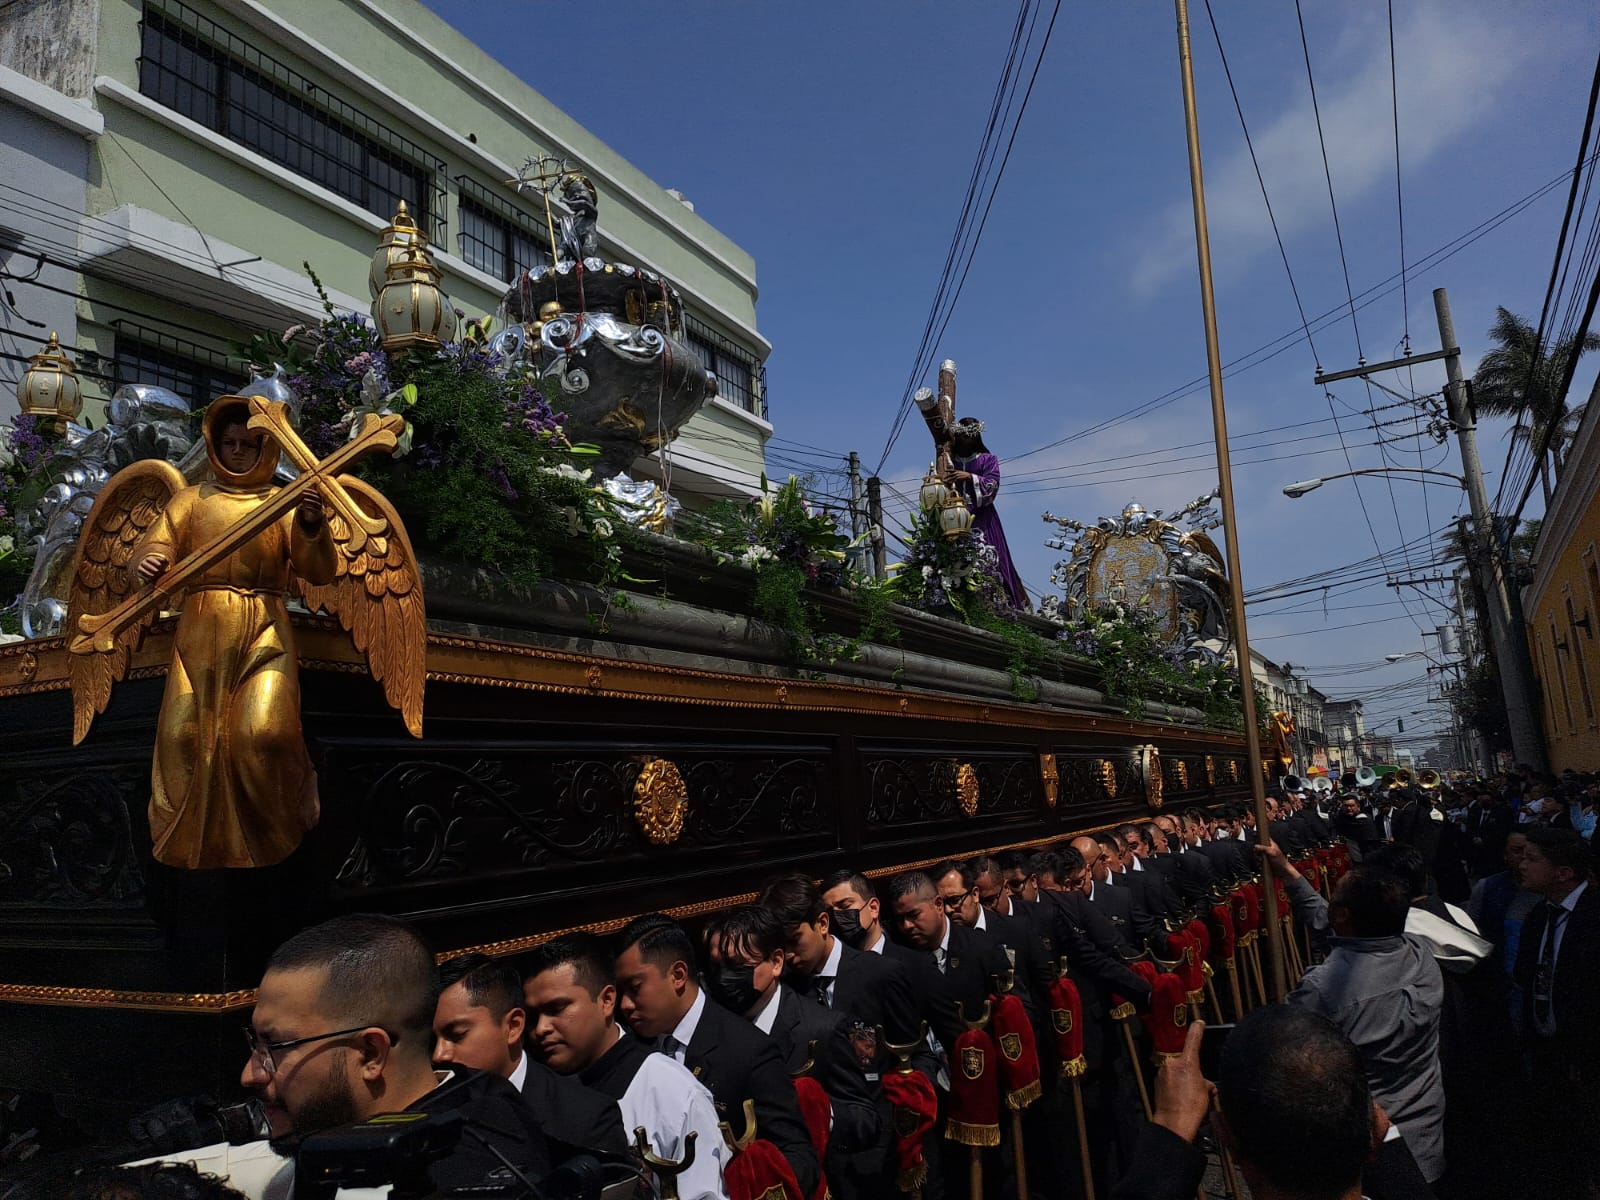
[
  {"xmin": 913, "ymin": 358, "xmax": 958, "ymax": 476},
  {"xmin": 69, "ymin": 398, "xmax": 405, "ymax": 656}
]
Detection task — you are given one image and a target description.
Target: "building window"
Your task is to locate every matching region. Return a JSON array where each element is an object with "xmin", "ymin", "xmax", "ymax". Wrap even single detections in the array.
[
  {"xmin": 454, "ymin": 179, "xmax": 553, "ymax": 284},
  {"xmin": 685, "ymin": 316, "xmax": 765, "ymax": 418},
  {"xmin": 1550, "ymin": 614, "xmax": 1577, "ymax": 735},
  {"xmin": 1567, "ymin": 593, "xmax": 1595, "ymax": 725},
  {"xmin": 137, "ymin": 1, "xmax": 446, "ymax": 239},
  {"xmin": 112, "ymin": 322, "xmax": 243, "ymax": 413}
]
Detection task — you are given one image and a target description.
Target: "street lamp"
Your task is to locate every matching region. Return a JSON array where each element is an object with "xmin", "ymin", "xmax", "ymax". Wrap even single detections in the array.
[{"xmin": 1282, "ymin": 467, "xmax": 1467, "ymax": 498}]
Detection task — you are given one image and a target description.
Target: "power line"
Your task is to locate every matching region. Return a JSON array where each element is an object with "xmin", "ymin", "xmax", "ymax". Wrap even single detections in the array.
[
  {"xmin": 871, "ymin": 0, "xmax": 1062, "ymax": 475},
  {"xmin": 1202, "ymin": 0, "xmax": 1320, "ymax": 368}
]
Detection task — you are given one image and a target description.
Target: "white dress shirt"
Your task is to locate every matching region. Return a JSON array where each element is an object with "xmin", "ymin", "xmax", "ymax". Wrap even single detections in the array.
[
  {"xmin": 613, "ymin": 1026, "xmax": 729, "ymax": 1200},
  {"xmin": 865, "ymin": 928, "xmax": 887, "ymax": 954},
  {"xmin": 508, "ymin": 1051, "xmax": 528, "ymax": 1093},
  {"xmin": 817, "ymin": 934, "xmax": 843, "ymax": 1005},
  {"xmin": 751, "ymin": 982, "xmax": 782, "ymax": 1035},
  {"xmin": 663, "ymin": 988, "xmax": 707, "ymax": 1064}
]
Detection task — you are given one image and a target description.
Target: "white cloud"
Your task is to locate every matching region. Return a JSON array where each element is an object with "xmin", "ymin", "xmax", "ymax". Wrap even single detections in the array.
[{"xmin": 1128, "ymin": 2, "xmax": 1535, "ymax": 295}]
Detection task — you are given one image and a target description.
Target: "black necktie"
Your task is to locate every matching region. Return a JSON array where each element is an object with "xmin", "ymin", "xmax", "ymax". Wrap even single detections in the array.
[
  {"xmin": 813, "ymin": 976, "xmax": 833, "ymax": 1006},
  {"xmin": 1534, "ymin": 902, "xmax": 1569, "ymax": 1033}
]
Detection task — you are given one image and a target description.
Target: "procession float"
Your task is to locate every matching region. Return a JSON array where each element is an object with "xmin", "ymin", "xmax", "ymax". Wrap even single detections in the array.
[{"xmin": 0, "ymin": 170, "xmax": 1257, "ymax": 1135}]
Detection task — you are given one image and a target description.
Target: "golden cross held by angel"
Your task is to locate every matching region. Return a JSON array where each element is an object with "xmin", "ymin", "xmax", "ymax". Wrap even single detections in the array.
[{"xmin": 66, "ymin": 391, "xmax": 426, "ymax": 870}]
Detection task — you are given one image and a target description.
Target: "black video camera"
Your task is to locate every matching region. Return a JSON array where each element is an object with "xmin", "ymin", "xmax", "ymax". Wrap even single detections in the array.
[{"xmin": 296, "ymin": 1111, "xmax": 634, "ymax": 1200}]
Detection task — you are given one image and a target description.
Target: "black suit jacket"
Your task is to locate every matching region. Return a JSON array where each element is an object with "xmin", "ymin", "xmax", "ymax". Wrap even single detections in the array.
[
  {"xmin": 518, "ymin": 1056, "xmax": 628, "ymax": 1158},
  {"xmin": 1087, "ymin": 877, "xmax": 1145, "ymax": 953},
  {"xmin": 975, "ymin": 906, "xmax": 1047, "ymax": 1015},
  {"xmin": 1040, "ymin": 890, "xmax": 1153, "ymax": 1009},
  {"xmin": 899, "ymin": 918, "xmax": 1013, "ymax": 1055},
  {"xmin": 764, "ymin": 985, "xmax": 889, "ymax": 1196},
  {"xmin": 1513, "ymin": 885, "xmax": 1600, "ymax": 1079},
  {"xmin": 682, "ymin": 993, "xmax": 821, "ymax": 1195},
  {"xmin": 1159, "ymin": 847, "xmax": 1217, "ymax": 904},
  {"xmin": 1118, "ymin": 863, "xmax": 1179, "ymax": 918},
  {"xmin": 821, "ymin": 939, "xmax": 922, "ymax": 1047},
  {"xmin": 1191, "ymin": 837, "xmax": 1245, "ymax": 882}
]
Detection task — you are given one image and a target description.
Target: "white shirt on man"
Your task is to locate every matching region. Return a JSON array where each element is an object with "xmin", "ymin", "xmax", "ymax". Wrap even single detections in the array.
[
  {"xmin": 662, "ymin": 988, "xmax": 707, "ymax": 1064},
  {"xmin": 611, "ymin": 1024, "xmax": 728, "ymax": 1200}
]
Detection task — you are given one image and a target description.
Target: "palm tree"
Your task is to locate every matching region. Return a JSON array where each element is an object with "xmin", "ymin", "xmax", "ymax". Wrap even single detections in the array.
[{"xmin": 1472, "ymin": 307, "xmax": 1600, "ymax": 504}]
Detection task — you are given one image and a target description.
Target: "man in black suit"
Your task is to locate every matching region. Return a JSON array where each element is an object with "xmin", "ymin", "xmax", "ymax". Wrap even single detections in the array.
[
  {"xmin": 706, "ymin": 904, "xmax": 889, "ymax": 1200},
  {"xmin": 1153, "ymin": 813, "xmax": 1218, "ymax": 904},
  {"xmin": 614, "ymin": 913, "xmax": 820, "ymax": 1195},
  {"xmin": 432, "ymin": 953, "xmax": 627, "ymax": 1160},
  {"xmin": 1464, "ymin": 790, "xmax": 1514, "ymax": 878},
  {"xmin": 1513, "ymin": 826, "xmax": 1600, "ymax": 1196},
  {"xmin": 886, "ymin": 871, "xmax": 1012, "ymax": 1059},
  {"xmin": 1071, "ymin": 835, "xmax": 1148, "ymax": 954},
  {"xmin": 1335, "ymin": 793, "xmax": 1382, "ymax": 862},
  {"xmin": 1105, "ymin": 828, "xmax": 1181, "ymax": 925},
  {"xmin": 933, "ymin": 858, "xmax": 1046, "ymax": 1012},
  {"xmin": 762, "ymin": 873, "xmax": 927, "ymax": 1054}
]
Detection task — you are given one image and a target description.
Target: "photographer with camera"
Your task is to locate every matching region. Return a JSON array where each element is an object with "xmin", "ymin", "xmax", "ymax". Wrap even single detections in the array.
[{"xmin": 241, "ymin": 914, "xmax": 555, "ymax": 1198}]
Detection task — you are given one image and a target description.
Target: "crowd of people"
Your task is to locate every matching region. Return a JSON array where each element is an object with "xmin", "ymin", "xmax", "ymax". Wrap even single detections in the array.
[{"xmin": 13, "ymin": 770, "xmax": 1598, "ymax": 1200}]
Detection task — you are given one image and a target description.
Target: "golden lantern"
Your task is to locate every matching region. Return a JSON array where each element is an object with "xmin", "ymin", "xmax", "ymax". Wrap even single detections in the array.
[
  {"xmin": 369, "ymin": 200, "xmax": 428, "ymax": 299},
  {"xmin": 374, "ymin": 244, "xmax": 458, "ymax": 352},
  {"xmin": 939, "ymin": 489, "xmax": 973, "ymax": 538},
  {"xmin": 18, "ymin": 331, "xmax": 83, "ymax": 425},
  {"xmin": 919, "ymin": 464, "xmax": 949, "ymax": 512}
]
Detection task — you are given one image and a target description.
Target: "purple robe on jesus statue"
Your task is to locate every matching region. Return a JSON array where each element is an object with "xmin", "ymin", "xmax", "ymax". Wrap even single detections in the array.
[{"xmin": 952, "ymin": 451, "xmax": 1026, "ymax": 609}]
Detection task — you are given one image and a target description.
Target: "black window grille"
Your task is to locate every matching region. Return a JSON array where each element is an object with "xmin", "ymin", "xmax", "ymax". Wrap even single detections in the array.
[
  {"xmin": 136, "ymin": 0, "xmax": 446, "ymax": 240},
  {"xmin": 454, "ymin": 177, "xmax": 553, "ymax": 283},
  {"xmin": 111, "ymin": 322, "xmax": 244, "ymax": 413},
  {"xmin": 685, "ymin": 316, "xmax": 766, "ymax": 419}
]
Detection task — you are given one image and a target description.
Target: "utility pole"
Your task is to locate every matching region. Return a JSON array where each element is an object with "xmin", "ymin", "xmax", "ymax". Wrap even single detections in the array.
[
  {"xmin": 846, "ymin": 452, "xmax": 868, "ymax": 574},
  {"xmin": 846, "ymin": 452, "xmax": 865, "ymax": 541},
  {"xmin": 1309, "ymin": 290, "xmax": 1546, "ymax": 771},
  {"xmin": 866, "ymin": 475, "xmax": 887, "ymax": 580},
  {"xmin": 1434, "ymin": 288, "xmax": 1547, "ymax": 771}
]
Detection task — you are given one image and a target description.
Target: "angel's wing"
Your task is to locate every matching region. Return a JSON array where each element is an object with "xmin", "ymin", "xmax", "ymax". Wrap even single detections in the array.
[
  {"xmin": 67, "ymin": 460, "xmax": 185, "ymax": 744},
  {"xmin": 294, "ymin": 475, "xmax": 425, "ymax": 736}
]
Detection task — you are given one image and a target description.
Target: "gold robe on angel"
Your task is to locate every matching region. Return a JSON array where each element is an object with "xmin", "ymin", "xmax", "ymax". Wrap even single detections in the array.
[{"xmin": 136, "ymin": 421, "xmax": 335, "ymax": 870}]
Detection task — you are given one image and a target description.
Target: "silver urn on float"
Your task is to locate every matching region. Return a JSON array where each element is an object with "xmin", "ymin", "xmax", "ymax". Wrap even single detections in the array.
[{"xmin": 495, "ymin": 164, "xmax": 716, "ymax": 479}]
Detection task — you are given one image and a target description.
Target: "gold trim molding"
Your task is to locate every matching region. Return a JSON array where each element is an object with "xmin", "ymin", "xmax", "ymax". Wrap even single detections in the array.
[{"xmin": 0, "ymin": 624, "xmax": 1246, "ymax": 749}]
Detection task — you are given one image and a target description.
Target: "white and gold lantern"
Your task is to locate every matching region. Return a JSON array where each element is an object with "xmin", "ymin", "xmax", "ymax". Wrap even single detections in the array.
[
  {"xmin": 939, "ymin": 489, "xmax": 973, "ymax": 539},
  {"xmin": 18, "ymin": 331, "xmax": 83, "ymax": 425},
  {"xmin": 919, "ymin": 464, "xmax": 948, "ymax": 512},
  {"xmin": 369, "ymin": 200, "xmax": 428, "ymax": 300},
  {"xmin": 374, "ymin": 244, "xmax": 458, "ymax": 352}
]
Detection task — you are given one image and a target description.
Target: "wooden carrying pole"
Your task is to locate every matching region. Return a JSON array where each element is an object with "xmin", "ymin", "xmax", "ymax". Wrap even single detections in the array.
[{"xmin": 1173, "ymin": 0, "xmax": 1287, "ymax": 1001}]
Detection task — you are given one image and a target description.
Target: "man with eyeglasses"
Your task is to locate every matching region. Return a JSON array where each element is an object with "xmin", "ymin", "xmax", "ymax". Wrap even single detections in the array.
[
  {"xmin": 237, "ymin": 914, "xmax": 554, "ymax": 1196},
  {"xmin": 132, "ymin": 916, "xmax": 551, "ymax": 1200}
]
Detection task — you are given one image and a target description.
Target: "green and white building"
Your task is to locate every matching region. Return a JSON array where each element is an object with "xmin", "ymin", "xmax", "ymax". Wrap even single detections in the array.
[{"xmin": 0, "ymin": 0, "xmax": 771, "ymax": 499}]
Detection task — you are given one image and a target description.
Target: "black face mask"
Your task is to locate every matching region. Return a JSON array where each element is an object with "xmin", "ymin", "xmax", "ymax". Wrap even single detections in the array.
[
  {"xmin": 830, "ymin": 906, "xmax": 869, "ymax": 948},
  {"xmin": 709, "ymin": 963, "xmax": 762, "ymax": 1015}
]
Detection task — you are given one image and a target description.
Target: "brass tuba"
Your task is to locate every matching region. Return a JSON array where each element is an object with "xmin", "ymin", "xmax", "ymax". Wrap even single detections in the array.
[
  {"xmin": 1417, "ymin": 769, "xmax": 1441, "ymax": 790},
  {"xmin": 1387, "ymin": 768, "xmax": 1413, "ymax": 790}
]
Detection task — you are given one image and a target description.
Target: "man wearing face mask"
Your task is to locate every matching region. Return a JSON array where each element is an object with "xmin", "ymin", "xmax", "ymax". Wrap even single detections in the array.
[
  {"xmin": 705, "ymin": 905, "xmax": 890, "ymax": 1200},
  {"xmin": 762, "ymin": 874, "xmax": 930, "ymax": 1065}
]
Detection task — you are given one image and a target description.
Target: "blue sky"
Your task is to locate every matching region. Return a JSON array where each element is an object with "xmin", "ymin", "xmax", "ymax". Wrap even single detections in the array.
[{"xmin": 427, "ymin": 0, "xmax": 1598, "ymax": 752}]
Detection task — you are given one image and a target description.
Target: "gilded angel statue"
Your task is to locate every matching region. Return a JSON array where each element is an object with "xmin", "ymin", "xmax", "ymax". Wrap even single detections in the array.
[{"xmin": 65, "ymin": 390, "xmax": 424, "ymax": 869}]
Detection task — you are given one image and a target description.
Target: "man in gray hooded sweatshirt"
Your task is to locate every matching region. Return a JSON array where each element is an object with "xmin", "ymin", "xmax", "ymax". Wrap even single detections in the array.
[{"xmin": 1258, "ymin": 841, "xmax": 1446, "ymax": 1188}]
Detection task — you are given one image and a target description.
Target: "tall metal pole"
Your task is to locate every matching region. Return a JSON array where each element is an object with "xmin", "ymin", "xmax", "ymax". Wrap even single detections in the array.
[
  {"xmin": 1434, "ymin": 288, "xmax": 1547, "ymax": 771},
  {"xmin": 1174, "ymin": 0, "xmax": 1287, "ymax": 1000}
]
